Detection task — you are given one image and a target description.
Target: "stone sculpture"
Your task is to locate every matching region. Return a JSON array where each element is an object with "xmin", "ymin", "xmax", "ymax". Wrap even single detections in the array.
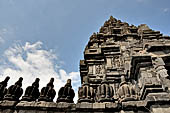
[
  {"xmin": 78, "ymin": 76, "xmax": 94, "ymax": 103},
  {"xmin": 57, "ymin": 79, "xmax": 75, "ymax": 103},
  {"xmin": 4, "ymin": 77, "xmax": 23, "ymax": 101},
  {"xmin": 117, "ymin": 75, "xmax": 138, "ymax": 103},
  {"xmin": 38, "ymin": 78, "xmax": 56, "ymax": 102},
  {"xmin": 22, "ymin": 78, "xmax": 40, "ymax": 101},
  {"xmin": 96, "ymin": 76, "xmax": 114, "ymax": 102},
  {"xmin": 0, "ymin": 76, "xmax": 10, "ymax": 100}
]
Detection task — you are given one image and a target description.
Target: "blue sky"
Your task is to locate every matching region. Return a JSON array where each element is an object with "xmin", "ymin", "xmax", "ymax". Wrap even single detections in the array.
[{"xmin": 0, "ymin": 0, "xmax": 170, "ymax": 102}]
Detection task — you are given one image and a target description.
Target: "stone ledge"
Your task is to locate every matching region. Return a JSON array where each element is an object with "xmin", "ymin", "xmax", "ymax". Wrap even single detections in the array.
[
  {"xmin": 122, "ymin": 101, "xmax": 148, "ymax": 111},
  {"xmin": 0, "ymin": 100, "xmax": 18, "ymax": 108},
  {"xmin": 16, "ymin": 101, "xmax": 76, "ymax": 111},
  {"xmin": 0, "ymin": 100, "xmax": 170, "ymax": 112}
]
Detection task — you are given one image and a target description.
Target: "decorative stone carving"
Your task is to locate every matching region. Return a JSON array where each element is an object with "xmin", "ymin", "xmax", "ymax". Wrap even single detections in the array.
[
  {"xmin": 0, "ymin": 76, "xmax": 10, "ymax": 100},
  {"xmin": 154, "ymin": 58, "xmax": 169, "ymax": 78},
  {"xmin": 38, "ymin": 78, "xmax": 56, "ymax": 102},
  {"xmin": 4, "ymin": 77, "xmax": 23, "ymax": 101},
  {"xmin": 117, "ymin": 76, "xmax": 138, "ymax": 103},
  {"xmin": 57, "ymin": 79, "xmax": 75, "ymax": 103},
  {"xmin": 112, "ymin": 56, "xmax": 121, "ymax": 68},
  {"xmin": 96, "ymin": 65, "xmax": 104, "ymax": 75},
  {"xmin": 78, "ymin": 77, "xmax": 94, "ymax": 103},
  {"xmin": 22, "ymin": 78, "xmax": 40, "ymax": 101},
  {"xmin": 96, "ymin": 76, "xmax": 114, "ymax": 102}
]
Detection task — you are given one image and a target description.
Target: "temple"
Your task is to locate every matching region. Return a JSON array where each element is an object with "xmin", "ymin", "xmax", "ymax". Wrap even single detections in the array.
[{"xmin": 0, "ymin": 16, "xmax": 170, "ymax": 113}]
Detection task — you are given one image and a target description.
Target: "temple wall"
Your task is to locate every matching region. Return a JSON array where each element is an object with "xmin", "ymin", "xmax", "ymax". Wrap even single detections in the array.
[{"xmin": 1, "ymin": 101, "xmax": 170, "ymax": 113}]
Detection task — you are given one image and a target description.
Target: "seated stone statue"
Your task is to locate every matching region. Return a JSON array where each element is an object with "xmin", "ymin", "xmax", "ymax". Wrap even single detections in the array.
[
  {"xmin": 22, "ymin": 78, "xmax": 40, "ymax": 101},
  {"xmin": 117, "ymin": 75, "xmax": 138, "ymax": 103},
  {"xmin": 0, "ymin": 76, "xmax": 10, "ymax": 100},
  {"xmin": 4, "ymin": 77, "xmax": 23, "ymax": 101},
  {"xmin": 78, "ymin": 77, "xmax": 94, "ymax": 103},
  {"xmin": 57, "ymin": 79, "xmax": 75, "ymax": 103},
  {"xmin": 38, "ymin": 78, "xmax": 56, "ymax": 102},
  {"xmin": 96, "ymin": 76, "xmax": 114, "ymax": 102}
]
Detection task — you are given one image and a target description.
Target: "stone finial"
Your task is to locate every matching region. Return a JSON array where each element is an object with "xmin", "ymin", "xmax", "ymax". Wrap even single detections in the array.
[
  {"xmin": 138, "ymin": 24, "xmax": 150, "ymax": 30},
  {"xmin": 57, "ymin": 79, "xmax": 75, "ymax": 103},
  {"xmin": 109, "ymin": 16, "xmax": 117, "ymax": 23},
  {"xmin": 78, "ymin": 76, "xmax": 94, "ymax": 103},
  {"xmin": 22, "ymin": 78, "xmax": 40, "ymax": 101},
  {"xmin": 138, "ymin": 24, "xmax": 151, "ymax": 34},
  {"xmin": 117, "ymin": 75, "xmax": 138, "ymax": 103},
  {"xmin": 4, "ymin": 77, "xmax": 23, "ymax": 101},
  {"xmin": 38, "ymin": 78, "xmax": 56, "ymax": 102},
  {"xmin": 96, "ymin": 76, "xmax": 114, "ymax": 102},
  {"xmin": 0, "ymin": 76, "xmax": 10, "ymax": 100}
]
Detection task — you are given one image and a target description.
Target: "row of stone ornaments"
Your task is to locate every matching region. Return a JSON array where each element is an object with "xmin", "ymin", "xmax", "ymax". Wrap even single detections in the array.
[
  {"xmin": 0, "ymin": 76, "xmax": 75, "ymax": 103},
  {"xmin": 78, "ymin": 75, "xmax": 138, "ymax": 103},
  {"xmin": 0, "ymin": 75, "xmax": 138, "ymax": 103}
]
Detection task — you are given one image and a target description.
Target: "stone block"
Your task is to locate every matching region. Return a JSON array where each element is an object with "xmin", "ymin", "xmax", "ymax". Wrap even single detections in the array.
[
  {"xmin": 1, "ymin": 109, "xmax": 15, "ymax": 113},
  {"xmin": 46, "ymin": 102, "xmax": 57, "ymax": 108},
  {"xmin": 120, "ymin": 110, "xmax": 135, "ymax": 113},
  {"xmin": 93, "ymin": 103, "xmax": 105, "ymax": 109},
  {"xmin": 0, "ymin": 100, "xmax": 18, "ymax": 107},
  {"xmin": 37, "ymin": 101, "xmax": 47, "ymax": 107},
  {"xmin": 76, "ymin": 103, "xmax": 93, "ymax": 109},
  {"xmin": 57, "ymin": 102, "xmax": 75, "ymax": 109},
  {"xmin": 152, "ymin": 107, "xmax": 170, "ymax": 113},
  {"xmin": 105, "ymin": 102, "xmax": 118, "ymax": 109},
  {"xmin": 17, "ymin": 110, "xmax": 37, "ymax": 113},
  {"xmin": 16, "ymin": 101, "xmax": 35, "ymax": 107}
]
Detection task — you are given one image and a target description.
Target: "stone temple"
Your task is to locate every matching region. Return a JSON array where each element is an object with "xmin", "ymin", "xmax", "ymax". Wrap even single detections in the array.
[{"xmin": 0, "ymin": 16, "xmax": 170, "ymax": 113}]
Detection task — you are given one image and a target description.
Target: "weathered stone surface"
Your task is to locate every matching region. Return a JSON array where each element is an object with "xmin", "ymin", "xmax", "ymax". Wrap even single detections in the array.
[
  {"xmin": 0, "ymin": 100, "xmax": 18, "ymax": 107},
  {"xmin": 22, "ymin": 78, "xmax": 40, "ymax": 101},
  {"xmin": 38, "ymin": 78, "xmax": 56, "ymax": 102},
  {"xmin": 117, "ymin": 76, "xmax": 138, "ymax": 103},
  {"xmin": 93, "ymin": 103, "xmax": 105, "ymax": 109},
  {"xmin": 151, "ymin": 105, "xmax": 170, "ymax": 113},
  {"xmin": 79, "ymin": 16, "xmax": 170, "ymax": 112},
  {"xmin": 105, "ymin": 102, "xmax": 118, "ymax": 109},
  {"xmin": 57, "ymin": 79, "xmax": 75, "ymax": 103},
  {"xmin": 96, "ymin": 77, "xmax": 114, "ymax": 102},
  {"xmin": 76, "ymin": 103, "xmax": 93, "ymax": 109},
  {"xmin": 78, "ymin": 77, "xmax": 94, "ymax": 103},
  {"xmin": 0, "ymin": 76, "xmax": 10, "ymax": 100},
  {"xmin": 4, "ymin": 77, "xmax": 23, "ymax": 101}
]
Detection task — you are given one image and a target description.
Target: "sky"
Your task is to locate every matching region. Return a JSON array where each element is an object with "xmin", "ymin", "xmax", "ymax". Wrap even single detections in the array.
[{"xmin": 0, "ymin": 0, "xmax": 170, "ymax": 102}]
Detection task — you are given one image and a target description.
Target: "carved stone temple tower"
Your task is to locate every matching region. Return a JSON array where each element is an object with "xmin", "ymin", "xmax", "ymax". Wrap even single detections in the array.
[
  {"xmin": 0, "ymin": 16, "xmax": 170, "ymax": 113},
  {"xmin": 79, "ymin": 16, "xmax": 170, "ymax": 112}
]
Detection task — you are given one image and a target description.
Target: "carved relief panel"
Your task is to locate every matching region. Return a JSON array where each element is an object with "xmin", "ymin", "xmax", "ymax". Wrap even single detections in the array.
[
  {"xmin": 88, "ymin": 65, "xmax": 93, "ymax": 75},
  {"xmin": 95, "ymin": 65, "xmax": 105, "ymax": 75},
  {"xmin": 112, "ymin": 56, "xmax": 121, "ymax": 68},
  {"xmin": 88, "ymin": 65, "xmax": 105, "ymax": 75}
]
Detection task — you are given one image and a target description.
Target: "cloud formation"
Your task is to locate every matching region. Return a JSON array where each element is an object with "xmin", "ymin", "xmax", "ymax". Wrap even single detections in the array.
[
  {"xmin": 0, "ymin": 41, "xmax": 80, "ymax": 102},
  {"xmin": 0, "ymin": 28, "xmax": 8, "ymax": 45},
  {"xmin": 163, "ymin": 8, "xmax": 169, "ymax": 13}
]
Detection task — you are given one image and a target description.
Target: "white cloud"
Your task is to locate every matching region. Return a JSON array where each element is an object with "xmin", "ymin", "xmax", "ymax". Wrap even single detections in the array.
[
  {"xmin": 163, "ymin": 8, "xmax": 169, "ymax": 13},
  {"xmin": 0, "ymin": 28, "xmax": 8, "ymax": 44},
  {"xmin": 0, "ymin": 41, "xmax": 80, "ymax": 103}
]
